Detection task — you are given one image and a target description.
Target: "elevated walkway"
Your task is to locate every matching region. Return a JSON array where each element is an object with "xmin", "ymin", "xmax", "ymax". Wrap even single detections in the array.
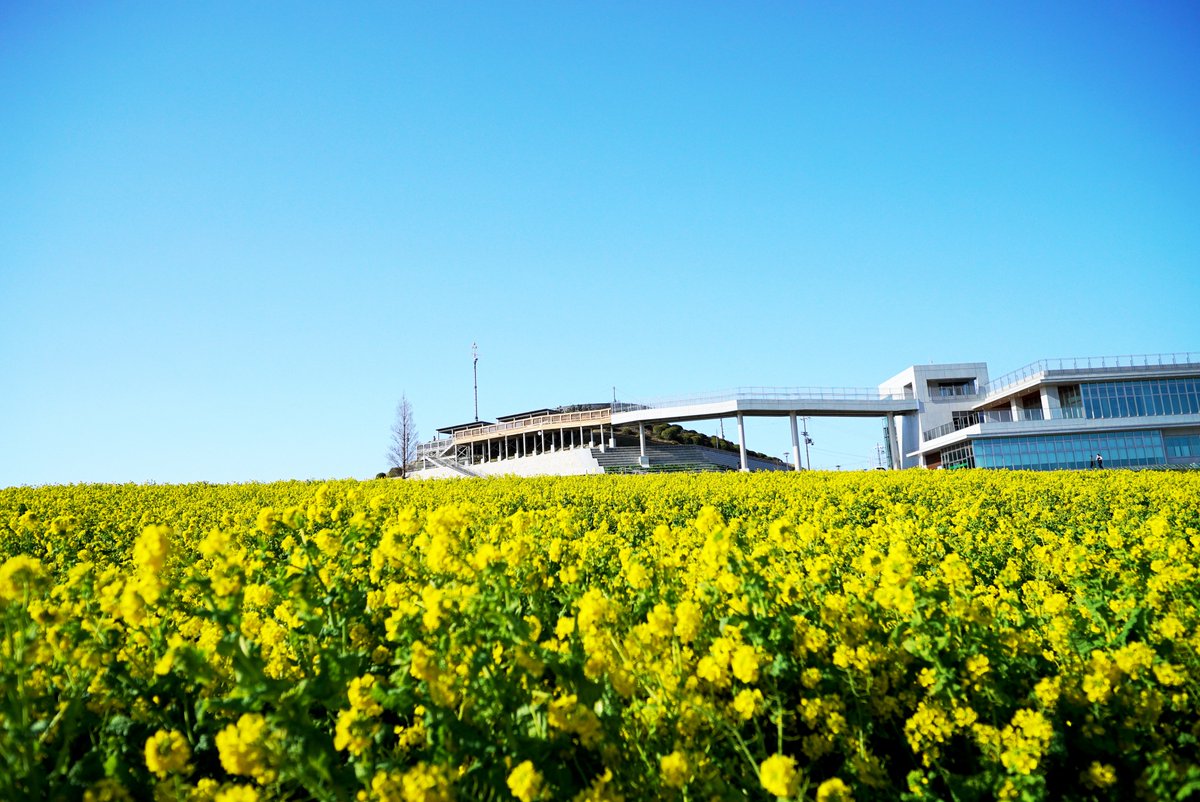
[
  {"xmin": 612, "ymin": 387, "xmax": 917, "ymax": 426},
  {"xmin": 612, "ymin": 387, "xmax": 916, "ymax": 470}
]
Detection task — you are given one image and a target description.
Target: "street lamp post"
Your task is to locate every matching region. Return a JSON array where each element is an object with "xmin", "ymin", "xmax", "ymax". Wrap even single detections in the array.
[{"xmin": 472, "ymin": 342, "xmax": 479, "ymax": 422}]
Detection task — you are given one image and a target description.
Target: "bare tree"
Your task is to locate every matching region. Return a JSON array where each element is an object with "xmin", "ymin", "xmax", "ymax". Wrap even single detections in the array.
[{"xmin": 386, "ymin": 394, "xmax": 419, "ymax": 477}]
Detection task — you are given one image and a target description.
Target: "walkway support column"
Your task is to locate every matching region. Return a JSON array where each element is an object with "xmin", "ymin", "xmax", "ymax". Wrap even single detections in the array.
[
  {"xmin": 737, "ymin": 412, "xmax": 748, "ymax": 472},
  {"xmin": 887, "ymin": 413, "xmax": 902, "ymax": 470},
  {"xmin": 789, "ymin": 412, "xmax": 802, "ymax": 471},
  {"xmin": 638, "ymin": 421, "xmax": 648, "ymax": 467}
]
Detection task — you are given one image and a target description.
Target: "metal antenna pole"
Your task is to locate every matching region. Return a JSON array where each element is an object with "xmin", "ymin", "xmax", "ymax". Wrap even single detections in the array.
[{"xmin": 472, "ymin": 342, "xmax": 479, "ymax": 422}]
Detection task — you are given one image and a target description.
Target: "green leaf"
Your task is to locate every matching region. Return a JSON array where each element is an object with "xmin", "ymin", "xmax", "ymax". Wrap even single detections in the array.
[{"xmin": 104, "ymin": 716, "xmax": 133, "ymax": 737}]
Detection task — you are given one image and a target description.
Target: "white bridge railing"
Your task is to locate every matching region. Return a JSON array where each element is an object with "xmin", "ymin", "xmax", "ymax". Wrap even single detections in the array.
[{"xmin": 614, "ymin": 386, "xmax": 914, "ymax": 413}]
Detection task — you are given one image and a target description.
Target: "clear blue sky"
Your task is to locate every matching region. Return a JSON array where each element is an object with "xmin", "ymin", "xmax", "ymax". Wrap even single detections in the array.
[{"xmin": 2, "ymin": 2, "xmax": 1198, "ymax": 485}]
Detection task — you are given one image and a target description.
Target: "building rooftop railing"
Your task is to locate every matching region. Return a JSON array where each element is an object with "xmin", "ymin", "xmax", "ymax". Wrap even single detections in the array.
[
  {"xmin": 614, "ymin": 386, "xmax": 913, "ymax": 413},
  {"xmin": 443, "ymin": 406, "xmax": 612, "ymax": 442},
  {"xmin": 980, "ymin": 352, "xmax": 1200, "ymax": 399}
]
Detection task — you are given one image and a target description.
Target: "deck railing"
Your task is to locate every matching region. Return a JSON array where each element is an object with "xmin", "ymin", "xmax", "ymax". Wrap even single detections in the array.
[
  {"xmin": 416, "ymin": 439, "xmax": 454, "ymax": 458},
  {"xmin": 447, "ymin": 407, "xmax": 612, "ymax": 442},
  {"xmin": 980, "ymin": 352, "xmax": 1200, "ymax": 399},
  {"xmin": 923, "ymin": 406, "xmax": 1088, "ymax": 442}
]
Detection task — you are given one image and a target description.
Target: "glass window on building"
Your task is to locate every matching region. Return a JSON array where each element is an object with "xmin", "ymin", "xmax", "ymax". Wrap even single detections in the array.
[
  {"xmin": 973, "ymin": 430, "xmax": 1166, "ymax": 471},
  {"xmin": 1058, "ymin": 384, "xmax": 1082, "ymax": 412},
  {"xmin": 1164, "ymin": 432, "xmax": 1200, "ymax": 464},
  {"xmin": 1081, "ymin": 378, "xmax": 1200, "ymax": 420},
  {"xmin": 939, "ymin": 442, "xmax": 975, "ymax": 469},
  {"xmin": 931, "ymin": 380, "xmax": 976, "ymax": 398}
]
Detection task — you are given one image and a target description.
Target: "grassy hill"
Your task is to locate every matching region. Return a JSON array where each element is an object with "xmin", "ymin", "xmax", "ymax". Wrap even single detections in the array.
[{"xmin": 612, "ymin": 422, "xmax": 783, "ymax": 463}]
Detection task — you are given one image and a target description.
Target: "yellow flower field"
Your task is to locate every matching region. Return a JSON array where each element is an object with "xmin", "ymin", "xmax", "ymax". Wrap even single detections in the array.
[{"xmin": 1, "ymin": 472, "xmax": 1198, "ymax": 801}]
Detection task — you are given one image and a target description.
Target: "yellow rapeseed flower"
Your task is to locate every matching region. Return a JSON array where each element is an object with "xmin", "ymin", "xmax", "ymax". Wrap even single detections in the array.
[
  {"xmin": 816, "ymin": 777, "xmax": 854, "ymax": 802},
  {"xmin": 759, "ymin": 754, "xmax": 800, "ymax": 798},
  {"xmin": 659, "ymin": 750, "xmax": 690, "ymax": 789},
  {"xmin": 215, "ymin": 714, "xmax": 275, "ymax": 784},
  {"xmin": 0, "ymin": 554, "xmax": 45, "ymax": 600},
  {"xmin": 965, "ymin": 654, "xmax": 990, "ymax": 678},
  {"xmin": 1082, "ymin": 761, "xmax": 1117, "ymax": 789},
  {"xmin": 144, "ymin": 729, "xmax": 191, "ymax": 777},
  {"xmin": 731, "ymin": 644, "xmax": 761, "ymax": 684},
  {"xmin": 507, "ymin": 760, "xmax": 545, "ymax": 802},
  {"xmin": 732, "ymin": 688, "xmax": 762, "ymax": 720},
  {"xmin": 133, "ymin": 524, "xmax": 170, "ymax": 575},
  {"xmin": 673, "ymin": 600, "xmax": 703, "ymax": 643},
  {"xmin": 214, "ymin": 786, "xmax": 258, "ymax": 802}
]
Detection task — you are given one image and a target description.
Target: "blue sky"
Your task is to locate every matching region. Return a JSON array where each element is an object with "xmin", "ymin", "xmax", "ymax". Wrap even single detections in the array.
[{"xmin": 2, "ymin": 2, "xmax": 1198, "ymax": 485}]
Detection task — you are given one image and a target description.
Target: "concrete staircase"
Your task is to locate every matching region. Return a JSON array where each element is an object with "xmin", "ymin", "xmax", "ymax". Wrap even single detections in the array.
[{"xmin": 421, "ymin": 453, "xmax": 480, "ymax": 478}]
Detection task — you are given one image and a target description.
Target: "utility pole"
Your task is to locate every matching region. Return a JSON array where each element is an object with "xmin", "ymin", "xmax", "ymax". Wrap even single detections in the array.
[
  {"xmin": 800, "ymin": 416, "xmax": 813, "ymax": 470},
  {"xmin": 472, "ymin": 342, "xmax": 479, "ymax": 422},
  {"xmin": 875, "ymin": 443, "xmax": 884, "ymax": 468}
]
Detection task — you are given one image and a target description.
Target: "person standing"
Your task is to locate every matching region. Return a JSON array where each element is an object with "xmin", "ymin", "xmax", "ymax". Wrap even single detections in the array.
[{"xmin": 1095, "ymin": 453, "xmax": 1103, "ymax": 469}]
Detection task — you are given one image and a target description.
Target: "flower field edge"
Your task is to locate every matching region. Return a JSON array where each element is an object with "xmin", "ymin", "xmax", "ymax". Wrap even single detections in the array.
[{"xmin": 1, "ymin": 471, "xmax": 1198, "ymax": 802}]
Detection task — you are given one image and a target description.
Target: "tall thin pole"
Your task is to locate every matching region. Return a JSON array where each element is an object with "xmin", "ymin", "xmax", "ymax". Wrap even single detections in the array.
[{"xmin": 472, "ymin": 342, "xmax": 479, "ymax": 422}]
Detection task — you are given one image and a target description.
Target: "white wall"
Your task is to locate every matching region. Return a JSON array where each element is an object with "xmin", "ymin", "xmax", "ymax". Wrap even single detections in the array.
[
  {"xmin": 880, "ymin": 363, "xmax": 989, "ymax": 468},
  {"xmin": 410, "ymin": 447, "xmax": 604, "ymax": 479}
]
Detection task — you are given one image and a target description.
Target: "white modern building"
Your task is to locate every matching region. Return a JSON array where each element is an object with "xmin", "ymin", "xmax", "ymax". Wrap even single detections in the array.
[
  {"xmin": 409, "ymin": 352, "xmax": 1199, "ymax": 477},
  {"xmin": 899, "ymin": 353, "xmax": 1200, "ymax": 470}
]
